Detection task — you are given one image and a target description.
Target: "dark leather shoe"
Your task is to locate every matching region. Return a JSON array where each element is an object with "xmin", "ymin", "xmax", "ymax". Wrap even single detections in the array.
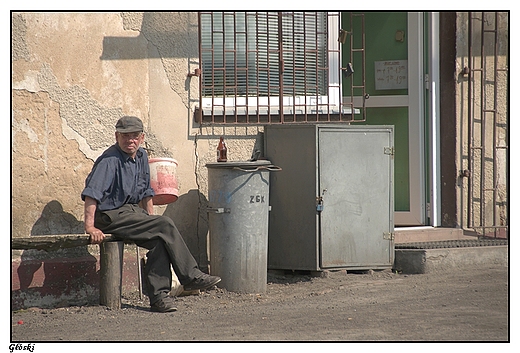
[
  {"xmin": 150, "ymin": 296, "xmax": 177, "ymax": 313},
  {"xmin": 183, "ymin": 273, "xmax": 221, "ymax": 291}
]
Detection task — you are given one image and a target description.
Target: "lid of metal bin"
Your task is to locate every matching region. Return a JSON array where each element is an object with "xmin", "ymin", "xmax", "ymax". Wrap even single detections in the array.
[{"xmin": 205, "ymin": 160, "xmax": 272, "ymax": 169}]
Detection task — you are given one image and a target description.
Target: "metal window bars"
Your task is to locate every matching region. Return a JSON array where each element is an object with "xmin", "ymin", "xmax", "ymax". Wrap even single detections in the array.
[
  {"xmin": 196, "ymin": 12, "xmax": 367, "ymax": 124},
  {"xmin": 464, "ymin": 12, "xmax": 508, "ymax": 238}
]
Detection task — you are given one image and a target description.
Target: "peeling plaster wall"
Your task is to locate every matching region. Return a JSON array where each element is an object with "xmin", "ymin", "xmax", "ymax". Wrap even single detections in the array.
[
  {"xmin": 12, "ymin": 12, "xmax": 149, "ymax": 241},
  {"xmin": 11, "ymin": 12, "xmax": 258, "ymax": 271}
]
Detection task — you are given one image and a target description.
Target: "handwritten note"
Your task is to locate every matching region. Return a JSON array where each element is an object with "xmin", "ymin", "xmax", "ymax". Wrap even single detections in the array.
[{"xmin": 375, "ymin": 60, "xmax": 408, "ymax": 90}]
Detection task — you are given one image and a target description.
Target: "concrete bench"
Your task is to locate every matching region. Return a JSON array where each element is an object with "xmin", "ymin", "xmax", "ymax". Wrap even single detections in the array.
[{"xmin": 12, "ymin": 234, "xmax": 135, "ymax": 309}]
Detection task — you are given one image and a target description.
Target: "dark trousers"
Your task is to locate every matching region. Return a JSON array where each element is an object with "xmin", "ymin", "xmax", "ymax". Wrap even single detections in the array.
[{"xmin": 94, "ymin": 204, "xmax": 203, "ymax": 303}]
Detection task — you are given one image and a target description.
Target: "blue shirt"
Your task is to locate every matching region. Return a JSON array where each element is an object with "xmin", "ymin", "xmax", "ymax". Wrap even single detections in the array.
[{"xmin": 81, "ymin": 144, "xmax": 155, "ymax": 211}]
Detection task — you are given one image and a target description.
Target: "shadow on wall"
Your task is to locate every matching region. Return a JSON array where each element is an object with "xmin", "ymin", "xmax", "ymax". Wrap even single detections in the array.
[
  {"xmin": 30, "ymin": 200, "xmax": 84, "ymax": 235},
  {"xmin": 100, "ymin": 12, "xmax": 198, "ymax": 60},
  {"xmin": 162, "ymin": 189, "xmax": 209, "ymax": 273},
  {"xmin": 13, "ymin": 201, "xmax": 98, "ymax": 309}
]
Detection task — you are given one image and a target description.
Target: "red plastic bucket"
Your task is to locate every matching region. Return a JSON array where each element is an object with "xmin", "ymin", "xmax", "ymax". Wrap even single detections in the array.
[{"xmin": 148, "ymin": 158, "xmax": 179, "ymax": 205}]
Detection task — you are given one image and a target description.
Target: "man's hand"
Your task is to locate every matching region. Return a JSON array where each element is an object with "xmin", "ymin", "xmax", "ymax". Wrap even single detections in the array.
[
  {"xmin": 84, "ymin": 196, "xmax": 104, "ymax": 244},
  {"xmin": 86, "ymin": 226, "xmax": 105, "ymax": 244}
]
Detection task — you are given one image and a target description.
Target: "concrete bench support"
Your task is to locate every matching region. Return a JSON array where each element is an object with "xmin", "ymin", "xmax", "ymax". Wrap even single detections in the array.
[{"xmin": 99, "ymin": 241, "xmax": 125, "ymax": 309}]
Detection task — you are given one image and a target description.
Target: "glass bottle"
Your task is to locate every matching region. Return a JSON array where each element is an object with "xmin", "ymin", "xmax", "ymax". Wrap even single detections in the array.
[{"xmin": 217, "ymin": 136, "xmax": 227, "ymax": 162}]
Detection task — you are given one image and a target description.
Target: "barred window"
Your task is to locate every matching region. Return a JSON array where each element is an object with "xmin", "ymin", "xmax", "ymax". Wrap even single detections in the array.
[{"xmin": 197, "ymin": 12, "xmax": 351, "ymax": 124}]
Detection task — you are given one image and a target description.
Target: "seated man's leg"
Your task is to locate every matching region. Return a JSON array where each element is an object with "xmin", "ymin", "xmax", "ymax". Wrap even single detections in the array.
[
  {"xmin": 134, "ymin": 238, "xmax": 172, "ymax": 304},
  {"xmin": 95, "ymin": 204, "xmax": 202, "ymax": 284}
]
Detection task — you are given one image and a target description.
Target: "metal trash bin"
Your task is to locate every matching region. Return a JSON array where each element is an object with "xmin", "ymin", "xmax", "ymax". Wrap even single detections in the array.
[{"xmin": 206, "ymin": 160, "xmax": 280, "ymax": 293}]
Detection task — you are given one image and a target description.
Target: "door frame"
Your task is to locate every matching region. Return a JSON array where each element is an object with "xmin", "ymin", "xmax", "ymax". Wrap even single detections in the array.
[
  {"xmin": 428, "ymin": 12, "xmax": 441, "ymax": 227},
  {"xmin": 401, "ymin": 12, "xmax": 426, "ymax": 225}
]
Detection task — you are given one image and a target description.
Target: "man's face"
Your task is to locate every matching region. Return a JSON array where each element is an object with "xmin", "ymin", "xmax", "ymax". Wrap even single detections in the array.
[{"xmin": 116, "ymin": 131, "xmax": 144, "ymax": 157}]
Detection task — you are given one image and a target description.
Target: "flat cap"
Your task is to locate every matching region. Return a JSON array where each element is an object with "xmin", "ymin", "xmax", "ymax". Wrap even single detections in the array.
[{"xmin": 115, "ymin": 116, "xmax": 143, "ymax": 133}]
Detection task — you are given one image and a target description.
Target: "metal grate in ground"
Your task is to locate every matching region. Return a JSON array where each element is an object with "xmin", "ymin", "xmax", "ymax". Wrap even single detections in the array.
[{"xmin": 395, "ymin": 238, "xmax": 508, "ymax": 250}]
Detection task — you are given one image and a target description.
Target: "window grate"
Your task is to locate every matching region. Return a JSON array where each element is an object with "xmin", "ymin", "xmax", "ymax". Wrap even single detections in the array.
[
  {"xmin": 464, "ymin": 12, "xmax": 508, "ymax": 239},
  {"xmin": 196, "ymin": 12, "xmax": 365, "ymax": 125}
]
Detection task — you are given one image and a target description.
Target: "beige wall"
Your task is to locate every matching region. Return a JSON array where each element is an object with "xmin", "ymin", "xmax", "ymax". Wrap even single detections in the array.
[{"xmin": 11, "ymin": 12, "xmax": 260, "ymax": 267}]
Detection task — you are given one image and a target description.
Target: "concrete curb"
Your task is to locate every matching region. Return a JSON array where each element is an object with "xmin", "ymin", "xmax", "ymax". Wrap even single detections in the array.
[{"xmin": 394, "ymin": 245, "xmax": 508, "ymax": 274}]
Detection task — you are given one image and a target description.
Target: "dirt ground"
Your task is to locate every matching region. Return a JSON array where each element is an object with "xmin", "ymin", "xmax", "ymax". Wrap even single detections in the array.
[{"xmin": 10, "ymin": 262, "xmax": 509, "ymax": 343}]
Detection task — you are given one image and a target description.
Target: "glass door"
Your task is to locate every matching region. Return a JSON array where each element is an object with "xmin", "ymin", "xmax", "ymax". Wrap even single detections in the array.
[{"xmin": 342, "ymin": 12, "xmax": 426, "ymax": 226}]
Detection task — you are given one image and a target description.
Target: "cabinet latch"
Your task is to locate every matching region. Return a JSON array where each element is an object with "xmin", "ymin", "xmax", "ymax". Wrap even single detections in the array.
[
  {"xmin": 316, "ymin": 189, "xmax": 327, "ymax": 212},
  {"xmin": 316, "ymin": 196, "xmax": 324, "ymax": 212},
  {"xmin": 384, "ymin": 147, "xmax": 395, "ymax": 155},
  {"xmin": 383, "ymin": 232, "xmax": 395, "ymax": 240}
]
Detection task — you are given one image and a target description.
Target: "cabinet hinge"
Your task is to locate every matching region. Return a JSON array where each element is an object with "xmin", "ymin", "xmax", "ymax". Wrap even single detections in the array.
[
  {"xmin": 384, "ymin": 147, "xmax": 395, "ymax": 155},
  {"xmin": 383, "ymin": 232, "xmax": 395, "ymax": 240}
]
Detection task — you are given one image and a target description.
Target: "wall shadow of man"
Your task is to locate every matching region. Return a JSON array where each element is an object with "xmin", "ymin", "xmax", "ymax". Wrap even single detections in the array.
[{"xmin": 14, "ymin": 200, "xmax": 98, "ymax": 309}]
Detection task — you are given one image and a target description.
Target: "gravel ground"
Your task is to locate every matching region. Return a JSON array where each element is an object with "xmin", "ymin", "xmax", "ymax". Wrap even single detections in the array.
[{"xmin": 10, "ymin": 262, "xmax": 509, "ymax": 345}]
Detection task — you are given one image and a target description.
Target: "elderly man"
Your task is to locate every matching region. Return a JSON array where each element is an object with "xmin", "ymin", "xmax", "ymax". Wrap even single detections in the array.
[{"xmin": 82, "ymin": 116, "xmax": 220, "ymax": 313}]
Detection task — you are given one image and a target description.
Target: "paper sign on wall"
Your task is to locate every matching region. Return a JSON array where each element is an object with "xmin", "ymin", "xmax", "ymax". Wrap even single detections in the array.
[{"xmin": 375, "ymin": 60, "xmax": 408, "ymax": 90}]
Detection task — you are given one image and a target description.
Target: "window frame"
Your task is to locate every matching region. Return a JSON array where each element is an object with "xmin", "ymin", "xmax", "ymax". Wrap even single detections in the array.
[{"xmin": 197, "ymin": 11, "xmax": 352, "ymax": 124}]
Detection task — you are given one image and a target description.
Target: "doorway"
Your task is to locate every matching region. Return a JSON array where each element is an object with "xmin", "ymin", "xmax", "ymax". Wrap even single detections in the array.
[{"xmin": 342, "ymin": 12, "xmax": 428, "ymax": 226}]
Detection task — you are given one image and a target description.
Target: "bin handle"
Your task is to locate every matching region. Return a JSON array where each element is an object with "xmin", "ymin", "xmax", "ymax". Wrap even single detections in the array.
[
  {"xmin": 232, "ymin": 165, "xmax": 282, "ymax": 173},
  {"xmin": 207, "ymin": 207, "xmax": 231, "ymax": 214}
]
